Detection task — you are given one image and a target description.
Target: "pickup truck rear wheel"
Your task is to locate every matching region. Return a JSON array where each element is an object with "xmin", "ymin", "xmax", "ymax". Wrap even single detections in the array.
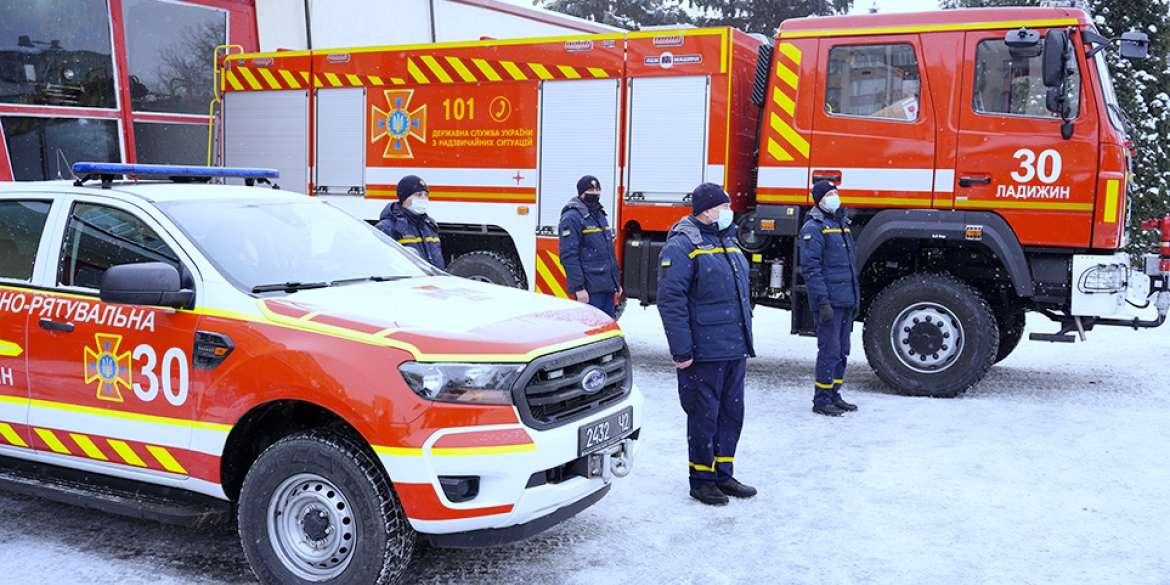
[
  {"xmin": 447, "ymin": 250, "xmax": 525, "ymax": 289},
  {"xmin": 239, "ymin": 428, "xmax": 414, "ymax": 585},
  {"xmin": 862, "ymin": 273, "xmax": 998, "ymax": 398}
]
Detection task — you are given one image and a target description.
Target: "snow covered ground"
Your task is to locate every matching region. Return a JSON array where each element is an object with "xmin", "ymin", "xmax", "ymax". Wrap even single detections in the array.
[{"xmin": 2, "ymin": 304, "xmax": 1169, "ymax": 584}]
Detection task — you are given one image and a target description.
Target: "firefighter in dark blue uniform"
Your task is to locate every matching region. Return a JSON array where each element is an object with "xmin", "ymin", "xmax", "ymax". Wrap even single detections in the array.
[
  {"xmin": 375, "ymin": 175, "xmax": 444, "ymax": 269},
  {"xmin": 657, "ymin": 182, "xmax": 756, "ymax": 506},
  {"xmin": 800, "ymin": 180, "xmax": 860, "ymax": 417},
  {"xmin": 559, "ymin": 175, "xmax": 621, "ymax": 318}
]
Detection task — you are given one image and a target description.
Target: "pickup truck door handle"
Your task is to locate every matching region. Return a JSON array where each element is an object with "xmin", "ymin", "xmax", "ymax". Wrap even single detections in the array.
[
  {"xmin": 38, "ymin": 318, "xmax": 74, "ymax": 333},
  {"xmin": 959, "ymin": 176, "xmax": 991, "ymax": 187}
]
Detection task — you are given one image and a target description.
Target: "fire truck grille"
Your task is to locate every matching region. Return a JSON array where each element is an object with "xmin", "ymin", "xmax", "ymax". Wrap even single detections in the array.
[{"xmin": 515, "ymin": 336, "xmax": 631, "ymax": 430}]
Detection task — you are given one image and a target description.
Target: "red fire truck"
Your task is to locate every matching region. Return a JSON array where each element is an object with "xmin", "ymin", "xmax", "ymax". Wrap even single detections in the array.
[{"xmin": 216, "ymin": 7, "xmax": 1169, "ymax": 397}]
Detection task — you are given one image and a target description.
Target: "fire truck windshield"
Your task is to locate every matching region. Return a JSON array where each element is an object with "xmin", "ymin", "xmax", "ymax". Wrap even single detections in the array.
[{"xmin": 160, "ymin": 198, "xmax": 438, "ymax": 292}]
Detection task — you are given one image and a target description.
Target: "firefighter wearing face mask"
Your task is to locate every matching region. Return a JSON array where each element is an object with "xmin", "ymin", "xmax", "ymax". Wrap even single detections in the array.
[
  {"xmin": 559, "ymin": 175, "xmax": 622, "ymax": 318},
  {"xmin": 375, "ymin": 174, "xmax": 444, "ymax": 269},
  {"xmin": 800, "ymin": 180, "xmax": 860, "ymax": 417}
]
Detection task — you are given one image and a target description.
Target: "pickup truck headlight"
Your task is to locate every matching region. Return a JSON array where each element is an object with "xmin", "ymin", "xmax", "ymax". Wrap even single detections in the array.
[{"xmin": 398, "ymin": 362, "xmax": 524, "ymax": 405}]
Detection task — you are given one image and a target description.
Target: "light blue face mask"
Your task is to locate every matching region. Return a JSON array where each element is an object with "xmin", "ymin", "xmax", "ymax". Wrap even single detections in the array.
[
  {"xmin": 716, "ymin": 208, "xmax": 734, "ymax": 231},
  {"xmin": 821, "ymin": 194, "xmax": 841, "ymax": 212}
]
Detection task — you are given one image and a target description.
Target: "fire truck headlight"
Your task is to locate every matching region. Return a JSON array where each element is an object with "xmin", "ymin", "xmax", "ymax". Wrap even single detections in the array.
[{"xmin": 398, "ymin": 362, "xmax": 523, "ymax": 405}]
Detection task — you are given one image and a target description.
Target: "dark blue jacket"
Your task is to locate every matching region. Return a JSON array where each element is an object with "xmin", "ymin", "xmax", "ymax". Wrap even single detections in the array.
[
  {"xmin": 375, "ymin": 202, "xmax": 444, "ymax": 269},
  {"xmin": 799, "ymin": 206, "xmax": 859, "ymax": 310},
  {"xmin": 559, "ymin": 198, "xmax": 620, "ymax": 295},
  {"xmin": 656, "ymin": 215, "xmax": 755, "ymax": 362}
]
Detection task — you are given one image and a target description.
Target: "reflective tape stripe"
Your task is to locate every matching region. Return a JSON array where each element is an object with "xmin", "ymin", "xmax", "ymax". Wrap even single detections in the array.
[
  {"xmin": 0, "ymin": 423, "xmax": 27, "ymax": 447},
  {"xmin": 714, "ymin": 456, "xmax": 734, "ymax": 463},
  {"xmin": 398, "ymin": 237, "xmax": 423, "ymax": 244},
  {"xmin": 815, "ymin": 381, "xmax": 834, "ymax": 389},
  {"xmin": 688, "ymin": 247, "xmax": 742, "ymax": 258},
  {"xmin": 689, "ymin": 461, "xmax": 715, "ymax": 472},
  {"xmin": 108, "ymin": 439, "xmax": 146, "ymax": 467},
  {"xmin": 71, "ymin": 433, "xmax": 108, "ymax": 460},
  {"xmin": 35, "ymin": 428, "xmax": 70, "ymax": 454},
  {"xmin": 146, "ymin": 445, "xmax": 188, "ymax": 474},
  {"xmin": 582, "ymin": 228, "xmax": 603, "ymax": 234}
]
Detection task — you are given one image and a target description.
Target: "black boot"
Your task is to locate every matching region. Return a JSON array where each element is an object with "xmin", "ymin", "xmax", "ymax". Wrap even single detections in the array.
[
  {"xmin": 690, "ymin": 483, "xmax": 729, "ymax": 505},
  {"xmin": 833, "ymin": 399, "xmax": 858, "ymax": 412},
  {"xmin": 813, "ymin": 403, "xmax": 846, "ymax": 417},
  {"xmin": 717, "ymin": 477, "xmax": 757, "ymax": 498}
]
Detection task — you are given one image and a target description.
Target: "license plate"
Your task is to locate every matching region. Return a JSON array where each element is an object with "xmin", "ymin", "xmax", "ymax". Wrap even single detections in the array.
[{"xmin": 578, "ymin": 406, "xmax": 634, "ymax": 457}]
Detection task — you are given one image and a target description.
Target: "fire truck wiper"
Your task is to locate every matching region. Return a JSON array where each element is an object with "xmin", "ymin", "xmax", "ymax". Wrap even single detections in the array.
[
  {"xmin": 251, "ymin": 281, "xmax": 331, "ymax": 294},
  {"xmin": 330, "ymin": 275, "xmax": 413, "ymax": 286}
]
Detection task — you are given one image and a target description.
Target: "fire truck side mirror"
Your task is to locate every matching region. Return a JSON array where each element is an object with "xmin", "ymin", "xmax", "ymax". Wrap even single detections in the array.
[
  {"xmin": 1005, "ymin": 27, "xmax": 1042, "ymax": 59},
  {"xmin": 1119, "ymin": 31, "xmax": 1149, "ymax": 60},
  {"xmin": 1042, "ymin": 29, "xmax": 1070, "ymax": 88}
]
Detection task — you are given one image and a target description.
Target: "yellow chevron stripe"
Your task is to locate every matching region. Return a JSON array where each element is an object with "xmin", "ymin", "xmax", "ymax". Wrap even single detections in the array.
[
  {"xmin": 536, "ymin": 254, "xmax": 570, "ymax": 298},
  {"xmin": 528, "ymin": 63, "xmax": 554, "ymax": 80},
  {"xmin": 313, "ymin": 74, "xmax": 323, "ymax": 88},
  {"xmin": 777, "ymin": 42, "xmax": 802, "ymax": 66},
  {"xmin": 300, "ymin": 71, "xmax": 310, "ymax": 84},
  {"xmin": 324, "ymin": 72, "xmax": 343, "ymax": 87},
  {"xmin": 775, "ymin": 61, "xmax": 799, "ymax": 90},
  {"xmin": 773, "ymin": 86, "xmax": 795, "ymax": 116},
  {"xmin": 368, "ymin": 75, "xmax": 384, "ymax": 86},
  {"xmin": 391, "ymin": 77, "xmax": 406, "ymax": 85},
  {"xmin": 70, "ymin": 433, "xmax": 109, "ymax": 460},
  {"xmin": 558, "ymin": 65, "xmax": 581, "ymax": 79},
  {"xmin": 346, "ymin": 73, "xmax": 362, "ymax": 86},
  {"xmin": 421, "ymin": 55, "xmax": 454, "ymax": 83},
  {"xmin": 500, "ymin": 61, "xmax": 527, "ymax": 80},
  {"xmin": 770, "ymin": 112, "xmax": 810, "ymax": 158},
  {"xmin": 446, "ymin": 56, "xmax": 477, "ymax": 82},
  {"xmin": 0, "ymin": 423, "xmax": 27, "ymax": 447},
  {"xmin": 224, "ymin": 70, "xmax": 244, "ymax": 91},
  {"xmin": 278, "ymin": 69, "xmax": 301, "ymax": 88},
  {"xmin": 108, "ymin": 439, "xmax": 146, "ymax": 467},
  {"xmin": 1104, "ymin": 179, "xmax": 1119, "ymax": 223},
  {"xmin": 472, "ymin": 59, "xmax": 503, "ymax": 81},
  {"xmin": 146, "ymin": 445, "xmax": 187, "ymax": 474},
  {"xmin": 767, "ymin": 137, "xmax": 794, "ymax": 162},
  {"xmin": 257, "ymin": 67, "xmax": 280, "ymax": 89},
  {"xmin": 407, "ymin": 58, "xmax": 431, "ymax": 83},
  {"xmin": 238, "ymin": 67, "xmax": 262, "ymax": 90},
  {"xmin": 587, "ymin": 67, "xmax": 609, "ymax": 78},
  {"xmin": 35, "ymin": 428, "xmax": 70, "ymax": 454},
  {"xmin": 0, "ymin": 339, "xmax": 22, "ymax": 357}
]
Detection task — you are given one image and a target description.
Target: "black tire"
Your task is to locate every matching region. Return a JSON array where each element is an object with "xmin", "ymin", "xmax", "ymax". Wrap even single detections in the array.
[
  {"xmin": 614, "ymin": 295, "xmax": 627, "ymax": 320},
  {"xmin": 446, "ymin": 250, "xmax": 525, "ymax": 289},
  {"xmin": 862, "ymin": 273, "xmax": 999, "ymax": 398},
  {"xmin": 238, "ymin": 428, "xmax": 414, "ymax": 585},
  {"xmin": 995, "ymin": 307, "xmax": 1027, "ymax": 364}
]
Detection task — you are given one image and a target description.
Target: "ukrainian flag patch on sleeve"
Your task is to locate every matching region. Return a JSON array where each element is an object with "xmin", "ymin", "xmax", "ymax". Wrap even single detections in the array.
[
  {"xmin": 803, "ymin": 234, "xmax": 812, "ymax": 240},
  {"xmin": 561, "ymin": 229, "xmax": 571, "ymax": 237},
  {"xmin": 661, "ymin": 258, "xmax": 672, "ymax": 267}
]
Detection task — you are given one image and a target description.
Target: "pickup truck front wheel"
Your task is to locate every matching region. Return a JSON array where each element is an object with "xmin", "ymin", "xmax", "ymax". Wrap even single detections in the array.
[
  {"xmin": 239, "ymin": 428, "xmax": 414, "ymax": 585},
  {"xmin": 863, "ymin": 273, "xmax": 998, "ymax": 397}
]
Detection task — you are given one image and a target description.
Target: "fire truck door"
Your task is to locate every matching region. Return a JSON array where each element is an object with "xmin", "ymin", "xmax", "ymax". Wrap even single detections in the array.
[
  {"xmin": 223, "ymin": 89, "xmax": 309, "ymax": 194},
  {"xmin": 315, "ymin": 87, "xmax": 366, "ymax": 195},
  {"xmin": 625, "ymin": 75, "xmax": 709, "ymax": 204},
  {"xmin": 810, "ymin": 38, "xmax": 936, "ymax": 207},
  {"xmin": 955, "ymin": 31, "xmax": 1098, "ymax": 247},
  {"xmin": 26, "ymin": 199, "xmax": 195, "ymax": 477}
]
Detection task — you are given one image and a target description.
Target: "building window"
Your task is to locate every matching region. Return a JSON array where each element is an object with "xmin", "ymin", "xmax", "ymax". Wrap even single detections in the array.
[
  {"xmin": 2, "ymin": 117, "xmax": 121, "ymax": 181},
  {"xmin": 973, "ymin": 38, "xmax": 1081, "ymax": 119},
  {"xmin": 0, "ymin": 0, "xmax": 116, "ymax": 108},
  {"xmin": 134, "ymin": 121, "xmax": 209, "ymax": 165},
  {"xmin": 825, "ymin": 43, "xmax": 920, "ymax": 121},
  {"xmin": 123, "ymin": 0, "xmax": 226, "ymax": 115}
]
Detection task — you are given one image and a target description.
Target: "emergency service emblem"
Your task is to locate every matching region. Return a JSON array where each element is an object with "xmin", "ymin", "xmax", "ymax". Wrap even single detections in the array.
[
  {"xmin": 372, "ymin": 89, "xmax": 427, "ymax": 159},
  {"xmin": 84, "ymin": 333, "xmax": 131, "ymax": 403}
]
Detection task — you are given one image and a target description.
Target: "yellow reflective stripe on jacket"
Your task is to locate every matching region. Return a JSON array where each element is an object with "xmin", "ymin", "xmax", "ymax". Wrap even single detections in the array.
[
  {"xmin": 424, "ymin": 237, "xmax": 440, "ymax": 243},
  {"xmin": 687, "ymin": 246, "xmax": 742, "ymax": 259},
  {"xmin": 821, "ymin": 227, "xmax": 851, "ymax": 234},
  {"xmin": 582, "ymin": 228, "xmax": 603, "ymax": 234},
  {"xmin": 398, "ymin": 237, "xmax": 423, "ymax": 244},
  {"xmin": 688, "ymin": 461, "xmax": 715, "ymax": 472}
]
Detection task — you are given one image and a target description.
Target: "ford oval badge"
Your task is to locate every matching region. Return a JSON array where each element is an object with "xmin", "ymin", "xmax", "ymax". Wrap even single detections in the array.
[{"xmin": 581, "ymin": 367, "xmax": 608, "ymax": 394}]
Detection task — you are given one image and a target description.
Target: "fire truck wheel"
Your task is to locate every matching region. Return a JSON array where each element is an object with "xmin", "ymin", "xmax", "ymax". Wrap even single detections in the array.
[
  {"xmin": 238, "ymin": 428, "xmax": 415, "ymax": 585},
  {"xmin": 995, "ymin": 308, "xmax": 1027, "ymax": 363},
  {"xmin": 862, "ymin": 273, "xmax": 999, "ymax": 398},
  {"xmin": 447, "ymin": 250, "xmax": 525, "ymax": 288}
]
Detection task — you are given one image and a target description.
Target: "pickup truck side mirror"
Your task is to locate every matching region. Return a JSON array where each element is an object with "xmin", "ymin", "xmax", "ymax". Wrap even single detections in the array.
[{"xmin": 100, "ymin": 262, "xmax": 194, "ymax": 308}]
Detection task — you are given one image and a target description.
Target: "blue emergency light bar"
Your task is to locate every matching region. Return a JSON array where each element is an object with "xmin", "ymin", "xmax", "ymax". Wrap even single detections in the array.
[{"xmin": 72, "ymin": 162, "xmax": 280, "ymax": 189}]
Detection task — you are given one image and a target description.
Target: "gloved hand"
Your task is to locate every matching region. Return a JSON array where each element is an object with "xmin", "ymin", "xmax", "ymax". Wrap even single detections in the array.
[{"xmin": 819, "ymin": 302, "xmax": 833, "ymax": 323}]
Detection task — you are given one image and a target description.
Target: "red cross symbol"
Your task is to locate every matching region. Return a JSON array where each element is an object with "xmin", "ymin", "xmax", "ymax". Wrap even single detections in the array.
[{"xmin": 512, "ymin": 171, "xmax": 524, "ymax": 185}]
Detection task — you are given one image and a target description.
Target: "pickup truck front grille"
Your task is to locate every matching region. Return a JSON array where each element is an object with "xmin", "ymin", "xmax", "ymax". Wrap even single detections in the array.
[{"xmin": 513, "ymin": 336, "xmax": 631, "ymax": 430}]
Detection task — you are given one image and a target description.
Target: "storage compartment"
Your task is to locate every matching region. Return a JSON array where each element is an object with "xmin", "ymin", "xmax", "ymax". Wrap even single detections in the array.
[{"xmin": 622, "ymin": 233, "xmax": 667, "ymax": 305}]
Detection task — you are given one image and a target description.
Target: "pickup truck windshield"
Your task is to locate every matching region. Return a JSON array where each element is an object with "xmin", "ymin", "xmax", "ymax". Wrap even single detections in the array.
[{"xmin": 161, "ymin": 198, "xmax": 436, "ymax": 291}]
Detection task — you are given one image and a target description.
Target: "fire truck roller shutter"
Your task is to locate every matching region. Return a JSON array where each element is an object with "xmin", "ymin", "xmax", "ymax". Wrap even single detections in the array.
[
  {"xmin": 537, "ymin": 79, "xmax": 620, "ymax": 229},
  {"xmin": 626, "ymin": 76, "xmax": 709, "ymax": 204},
  {"xmin": 222, "ymin": 89, "xmax": 309, "ymax": 194},
  {"xmin": 315, "ymin": 87, "xmax": 366, "ymax": 194}
]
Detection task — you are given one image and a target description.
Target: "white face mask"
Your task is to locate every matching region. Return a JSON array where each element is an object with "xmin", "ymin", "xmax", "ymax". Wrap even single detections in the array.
[
  {"xmin": 715, "ymin": 207, "xmax": 734, "ymax": 231},
  {"xmin": 409, "ymin": 196, "xmax": 428, "ymax": 215},
  {"xmin": 821, "ymin": 194, "xmax": 840, "ymax": 212}
]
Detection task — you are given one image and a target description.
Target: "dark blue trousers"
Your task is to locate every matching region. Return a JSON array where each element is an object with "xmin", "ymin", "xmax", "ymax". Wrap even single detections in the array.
[
  {"xmin": 677, "ymin": 359, "xmax": 746, "ymax": 489},
  {"xmin": 813, "ymin": 306, "xmax": 853, "ymax": 406},
  {"xmin": 587, "ymin": 290, "xmax": 616, "ymax": 318}
]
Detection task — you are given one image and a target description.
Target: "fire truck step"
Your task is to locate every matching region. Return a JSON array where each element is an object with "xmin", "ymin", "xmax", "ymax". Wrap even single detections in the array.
[
  {"xmin": 0, "ymin": 456, "xmax": 232, "ymax": 528},
  {"xmin": 1027, "ymin": 332, "xmax": 1077, "ymax": 343}
]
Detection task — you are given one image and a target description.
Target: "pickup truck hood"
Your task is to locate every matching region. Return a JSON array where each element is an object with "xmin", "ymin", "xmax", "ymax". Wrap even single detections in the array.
[{"xmin": 256, "ymin": 276, "xmax": 620, "ymax": 360}]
